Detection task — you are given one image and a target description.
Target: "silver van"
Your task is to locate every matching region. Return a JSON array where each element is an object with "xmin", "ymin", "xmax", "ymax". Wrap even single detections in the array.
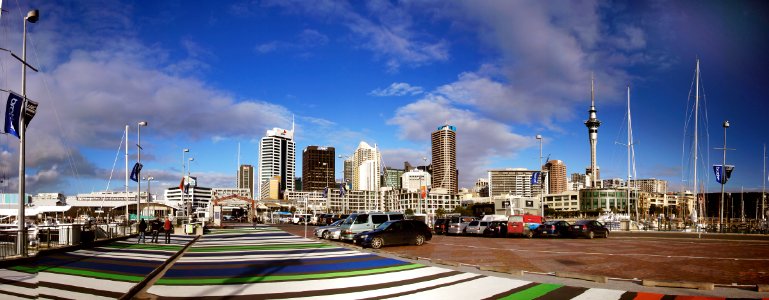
[{"xmin": 340, "ymin": 212, "xmax": 404, "ymax": 241}]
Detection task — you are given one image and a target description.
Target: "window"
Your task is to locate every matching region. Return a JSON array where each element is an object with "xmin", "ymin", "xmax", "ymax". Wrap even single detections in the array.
[
  {"xmin": 355, "ymin": 214, "xmax": 369, "ymax": 223},
  {"xmin": 372, "ymin": 214, "xmax": 388, "ymax": 224}
]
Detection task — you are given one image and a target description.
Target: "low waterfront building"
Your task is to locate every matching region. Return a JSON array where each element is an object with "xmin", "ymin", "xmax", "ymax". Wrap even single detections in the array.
[
  {"xmin": 543, "ymin": 191, "xmax": 580, "ymax": 212},
  {"xmin": 579, "ymin": 187, "xmax": 636, "ymax": 213},
  {"xmin": 488, "ymin": 168, "xmax": 544, "ymax": 198}
]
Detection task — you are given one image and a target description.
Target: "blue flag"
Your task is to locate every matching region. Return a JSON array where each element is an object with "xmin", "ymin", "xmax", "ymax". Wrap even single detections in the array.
[
  {"xmin": 323, "ymin": 186, "xmax": 328, "ymax": 198},
  {"xmin": 130, "ymin": 162, "xmax": 143, "ymax": 182},
  {"xmin": 339, "ymin": 183, "xmax": 345, "ymax": 197},
  {"xmin": 713, "ymin": 165, "xmax": 723, "ymax": 184},
  {"xmin": 531, "ymin": 171, "xmax": 541, "ymax": 185},
  {"xmin": 4, "ymin": 92, "xmax": 23, "ymax": 138}
]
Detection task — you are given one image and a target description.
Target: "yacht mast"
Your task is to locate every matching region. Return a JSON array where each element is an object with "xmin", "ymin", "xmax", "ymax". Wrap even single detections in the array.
[
  {"xmin": 693, "ymin": 59, "xmax": 700, "ymax": 228},
  {"xmin": 626, "ymin": 85, "xmax": 638, "ymax": 223}
]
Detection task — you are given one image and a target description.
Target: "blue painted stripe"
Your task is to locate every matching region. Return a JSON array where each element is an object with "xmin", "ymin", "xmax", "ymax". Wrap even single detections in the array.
[
  {"xmin": 182, "ymin": 247, "xmax": 350, "ymax": 257},
  {"xmin": 163, "ymin": 257, "xmax": 409, "ymax": 278},
  {"xmin": 174, "ymin": 254, "xmax": 379, "ymax": 266}
]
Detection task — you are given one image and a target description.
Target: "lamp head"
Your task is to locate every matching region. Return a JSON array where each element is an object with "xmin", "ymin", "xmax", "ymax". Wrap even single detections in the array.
[
  {"xmin": 723, "ymin": 120, "xmax": 730, "ymax": 128},
  {"xmin": 138, "ymin": 121, "xmax": 148, "ymax": 126},
  {"xmin": 25, "ymin": 10, "xmax": 39, "ymax": 23},
  {"xmin": 536, "ymin": 134, "xmax": 542, "ymax": 140},
  {"xmin": 183, "ymin": 148, "xmax": 189, "ymax": 153},
  {"xmin": 189, "ymin": 157, "xmax": 194, "ymax": 161}
]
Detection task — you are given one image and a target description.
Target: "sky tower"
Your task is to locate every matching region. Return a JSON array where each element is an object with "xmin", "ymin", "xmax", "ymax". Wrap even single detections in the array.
[{"xmin": 584, "ymin": 75, "xmax": 601, "ymax": 188}]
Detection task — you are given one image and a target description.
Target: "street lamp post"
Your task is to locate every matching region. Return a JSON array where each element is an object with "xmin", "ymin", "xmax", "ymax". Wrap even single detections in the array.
[
  {"xmin": 338, "ymin": 155, "xmax": 351, "ymax": 213},
  {"xmin": 136, "ymin": 121, "xmax": 147, "ymax": 228},
  {"xmin": 182, "ymin": 148, "xmax": 189, "ymax": 221},
  {"xmin": 536, "ymin": 135, "xmax": 544, "ymax": 217},
  {"xmin": 719, "ymin": 121, "xmax": 729, "ymax": 233},
  {"xmin": 14, "ymin": 8, "xmax": 39, "ymax": 258},
  {"xmin": 143, "ymin": 176, "xmax": 154, "ymax": 218}
]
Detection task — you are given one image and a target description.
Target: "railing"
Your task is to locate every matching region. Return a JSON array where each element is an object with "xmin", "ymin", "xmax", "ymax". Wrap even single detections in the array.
[{"xmin": 1, "ymin": 223, "xmax": 134, "ymax": 260}]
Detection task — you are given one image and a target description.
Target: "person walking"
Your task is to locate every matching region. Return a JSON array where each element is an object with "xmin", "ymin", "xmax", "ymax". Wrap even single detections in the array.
[
  {"xmin": 138, "ymin": 219, "xmax": 147, "ymax": 243},
  {"xmin": 163, "ymin": 217, "xmax": 173, "ymax": 244},
  {"xmin": 150, "ymin": 217, "xmax": 161, "ymax": 243}
]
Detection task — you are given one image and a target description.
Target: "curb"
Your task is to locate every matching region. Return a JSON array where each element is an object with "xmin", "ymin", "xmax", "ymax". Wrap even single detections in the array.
[
  {"xmin": 556, "ymin": 271, "xmax": 608, "ymax": 283},
  {"xmin": 642, "ymin": 279, "xmax": 714, "ymax": 291}
]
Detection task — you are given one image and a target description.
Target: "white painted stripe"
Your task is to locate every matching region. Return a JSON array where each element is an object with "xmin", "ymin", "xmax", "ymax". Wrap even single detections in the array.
[
  {"xmin": 177, "ymin": 251, "xmax": 367, "ymax": 262},
  {"xmin": 37, "ymin": 272, "xmax": 135, "ymax": 293},
  {"xmin": 65, "ymin": 250, "xmax": 170, "ymax": 261},
  {"xmin": 0, "ymin": 284, "xmax": 37, "ymax": 298},
  {"xmin": 148, "ymin": 266, "xmax": 454, "ymax": 297},
  {"xmin": 0, "ymin": 269, "xmax": 36, "ymax": 282},
  {"xmin": 37, "ymin": 286, "xmax": 116, "ymax": 300},
  {"xmin": 570, "ymin": 288, "xmax": 625, "ymax": 300},
  {"xmin": 283, "ymin": 272, "xmax": 486, "ymax": 300},
  {"xmin": 386, "ymin": 276, "xmax": 530, "ymax": 299}
]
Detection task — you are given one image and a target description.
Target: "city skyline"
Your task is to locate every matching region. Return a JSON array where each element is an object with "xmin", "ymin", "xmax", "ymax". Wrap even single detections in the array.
[{"xmin": 0, "ymin": 1, "xmax": 767, "ymax": 197}]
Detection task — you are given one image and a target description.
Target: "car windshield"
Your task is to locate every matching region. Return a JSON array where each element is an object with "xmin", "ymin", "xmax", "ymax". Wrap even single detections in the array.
[
  {"xmin": 574, "ymin": 220, "xmax": 590, "ymax": 225},
  {"xmin": 342, "ymin": 215, "xmax": 356, "ymax": 225},
  {"xmin": 376, "ymin": 220, "xmax": 396, "ymax": 230},
  {"xmin": 331, "ymin": 220, "xmax": 343, "ymax": 226},
  {"xmin": 509, "ymin": 216, "xmax": 523, "ymax": 222},
  {"xmin": 468, "ymin": 221, "xmax": 479, "ymax": 226}
]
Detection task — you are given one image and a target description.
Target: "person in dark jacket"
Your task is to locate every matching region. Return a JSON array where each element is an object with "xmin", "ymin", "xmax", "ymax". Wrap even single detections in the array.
[
  {"xmin": 150, "ymin": 218, "xmax": 161, "ymax": 243},
  {"xmin": 138, "ymin": 219, "xmax": 147, "ymax": 243}
]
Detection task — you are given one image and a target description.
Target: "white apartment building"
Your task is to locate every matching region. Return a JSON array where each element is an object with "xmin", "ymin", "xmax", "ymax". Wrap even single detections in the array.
[
  {"xmin": 258, "ymin": 127, "xmax": 296, "ymax": 200},
  {"xmin": 488, "ymin": 168, "xmax": 544, "ymax": 198},
  {"xmin": 351, "ymin": 141, "xmax": 381, "ymax": 192},
  {"xmin": 543, "ymin": 190, "xmax": 580, "ymax": 212},
  {"xmin": 401, "ymin": 169, "xmax": 432, "ymax": 193}
]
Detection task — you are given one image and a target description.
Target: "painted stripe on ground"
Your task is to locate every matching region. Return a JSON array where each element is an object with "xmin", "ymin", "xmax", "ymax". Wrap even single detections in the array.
[
  {"xmin": 385, "ymin": 276, "xmax": 532, "ymax": 300},
  {"xmin": 498, "ymin": 283, "xmax": 563, "ymax": 300},
  {"xmin": 571, "ymin": 288, "xmax": 627, "ymax": 300}
]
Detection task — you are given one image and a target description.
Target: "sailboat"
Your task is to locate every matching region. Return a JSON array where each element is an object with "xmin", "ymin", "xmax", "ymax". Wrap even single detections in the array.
[{"xmin": 685, "ymin": 58, "xmax": 711, "ymax": 233}]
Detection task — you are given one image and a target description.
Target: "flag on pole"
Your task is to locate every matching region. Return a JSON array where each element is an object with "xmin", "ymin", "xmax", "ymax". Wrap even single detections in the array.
[
  {"xmin": 24, "ymin": 99, "xmax": 38, "ymax": 127},
  {"xmin": 339, "ymin": 183, "xmax": 346, "ymax": 197},
  {"xmin": 421, "ymin": 186, "xmax": 427, "ymax": 199},
  {"xmin": 323, "ymin": 187, "xmax": 328, "ymax": 198},
  {"xmin": 179, "ymin": 177, "xmax": 185, "ymax": 191},
  {"xmin": 4, "ymin": 92, "xmax": 23, "ymax": 138},
  {"xmin": 130, "ymin": 163, "xmax": 142, "ymax": 182},
  {"xmin": 531, "ymin": 171, "xmax": 541, "ymax": 185}
]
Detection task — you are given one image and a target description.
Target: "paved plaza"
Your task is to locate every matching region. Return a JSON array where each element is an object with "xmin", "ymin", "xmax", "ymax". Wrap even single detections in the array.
[{"xmin": 0, "ymin": 225, "xmax": 767, "ymax": 299}]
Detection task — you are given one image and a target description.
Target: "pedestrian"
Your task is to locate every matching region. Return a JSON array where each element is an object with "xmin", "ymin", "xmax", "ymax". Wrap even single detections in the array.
[
  {"xmin": 151, "ymin": 217, "xmax": 161, "ymax": 243},
  {"xmin": 138, "ymin": 218, "xmax": 147, "ymax": 243},
  {"xmin": 163, "ymin": 217, "xmax": 172, "ymax": 244}
]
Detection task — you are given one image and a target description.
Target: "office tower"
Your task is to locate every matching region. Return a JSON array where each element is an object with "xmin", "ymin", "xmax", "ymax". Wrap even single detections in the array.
[
  {"xmin": 302, "ymin": 146, "xmax": 335, "ymax": 192},
  {"xmin": 584, "ymin": 76, "xmax": 601, "ymax": 187},
  {"xmin": 352, "ymin": 141, "xmax": 381, "ymax": 192},
  {"xmin": 544, "ymin": 160, "xmax": 567, "ymax": 194},
  {"xmin": 343, "ymin": 158, "xmax": 353, "ymax": 186},
  {"xmin": 488, "ymin": 168, "xmax": 543, "ymax": 197},
  {"xmin": 257, "ymin": 127, "xmax": 296, "ymax": 200},
  {"xmin": 431, "ymin": 124, "xmax": 457, "ymax": 194},
  {"xmin": 383, "ymin": 167, "xmax": 405, "ymax": 190},
  {"xmin": 237, "ymin": 164, "xmax": 254, "ymax": 198}
]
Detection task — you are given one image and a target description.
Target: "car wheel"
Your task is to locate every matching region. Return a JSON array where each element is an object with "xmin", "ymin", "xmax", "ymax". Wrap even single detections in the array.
[
  {"xmin": 525, "ymin": 231, "xmax": 533, "ymax": 239},
  {"xmin": 587, "ymin": 231, "xmax": 595, "ymax": 239},
  {"xmin": 415, "ymin": 234, "xmax": 425, "ymax": 246},
  {"xmin": 371, "ymin": 237, "xmax": 383, "ymax": 249},
  {"xmin": 603, "ymin": 231, "xmax": 609, "ymax": 238},
  {"xmin": 322, "ymin": 231, "xmax": 330, "ymax": 239}
]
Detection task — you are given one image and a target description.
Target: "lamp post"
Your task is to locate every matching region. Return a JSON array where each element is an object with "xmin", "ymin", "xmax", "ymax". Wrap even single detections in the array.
[
  {"xmin": 338, "ymin": 154, "xmax": 351, "ymax": 213},
  {"xmin": 14, "ymin": 8, "xmax": 39, "ymax": 258},
  {"xmin": 421, "ymin": 157, "xmax": 427, "ymax": 215},
  {"xmin": 143, "ymin": 176, "xmax": 154, "ymax": 218},
  {"xmin": 536, "ymin": 135, "xmax": 544, "ymax": 217},
  {"xmin": 182, "ymin": 148, "xmax": 189, "ymax": 221},
  {"xmin": 719, "ymin": 121, "xmax": 729, "ymax": 233},
  {"xmin": 136, "ymin": 121, "xmax": 147, "ymax": 228},
  {"xmin": 322, "ymin": 162, "xmax": 328, "ymax": 214}
]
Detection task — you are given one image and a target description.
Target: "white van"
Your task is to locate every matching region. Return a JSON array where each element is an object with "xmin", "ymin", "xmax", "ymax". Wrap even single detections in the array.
[{"xmin": 339, "ymin": 212, "xmax": 405, "ymax": 241}]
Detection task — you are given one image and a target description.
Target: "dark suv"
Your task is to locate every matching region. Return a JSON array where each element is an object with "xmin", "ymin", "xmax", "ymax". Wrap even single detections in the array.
[
  {"xmin": 483, "ymin": 221, "xmax": 508, "ymax": 237},
  {"xmin": 569, "ymin": 220, "xmax": 609, "ymax": 239},
  {"xmin": 433, "ymin": 218, "xmax": 450, "ymax": 234},
  {"xmin": 353, "ymin": 220, "xmax": 432, "ymax": 249}
]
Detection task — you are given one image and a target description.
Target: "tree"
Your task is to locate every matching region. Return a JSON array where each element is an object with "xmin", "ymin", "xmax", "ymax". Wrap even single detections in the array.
[
  {"xmin": 435, "ymin": 208, "xmax": 446, "ymax": 218},
  {"xmin": 404, "ymin": 208, "xmax": 414, "ymax": 216}
]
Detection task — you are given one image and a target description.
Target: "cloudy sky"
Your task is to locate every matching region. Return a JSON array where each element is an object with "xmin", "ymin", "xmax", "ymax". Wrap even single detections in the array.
[{"xmin": 0, "ymin": 0, "xmax": 767, "ymax": 197}]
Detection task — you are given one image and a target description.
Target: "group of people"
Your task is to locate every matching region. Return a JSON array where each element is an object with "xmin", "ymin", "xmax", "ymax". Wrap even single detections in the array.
[{"xmin": 137, "ymin": 217, "xmax": 173, "ymax": 244}]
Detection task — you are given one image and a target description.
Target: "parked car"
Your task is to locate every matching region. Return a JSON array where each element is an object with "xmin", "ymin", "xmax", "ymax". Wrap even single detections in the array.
[
  {"xmin": 353, "ymin": 220, "xmax": 432, "ymax": 249},
  {"xmin": 314, "ymin": 219, "xmax": 344, "ymax": 239},
  {"xmin": 433, "ymin": 218, "xmax": 450, "ymax": 235},
  {"xmin": 464, "ymin": 220, "xmax": 490, "ymax": 235},
  {"xmin": 483, "ymin": 221, "xmax": 508, "ymax": 237},
  {"xmin": 569, "ymin": 220, "xmax": 609, "ymax": 239},
  {"xmin": 506, "ymin": 215, "xmax": 544, "ymax": 238},
  {"xmin": 534, "ymin": 220, "xmax": 571, "ymax": 238},
  {"xmin": 447, "ymin": 216, "xmax": 476, "ymax": 235},
  {"xmin": 340, "ymin": 212, "xmax": 405, "ymax": 241}
]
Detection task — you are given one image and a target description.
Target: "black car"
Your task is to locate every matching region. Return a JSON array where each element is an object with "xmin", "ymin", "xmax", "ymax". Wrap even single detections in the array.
[
  {"xmin": 569, "ymin": 220, "xmax": 609, "ymax": 239},
  {"xmin": 433, "ymin": 218, "xmax": 450, "ymax": 234},
  {"xmin": 483, "ymin": 221, "xmax": 508, "ymax": 237},
  {"xmin": 353, "ymin": 220, "xmax": 432, "ymax": 249},
  {"xmin": 534, "ymin": 220, "xmax": 571, "ymax": 238}
]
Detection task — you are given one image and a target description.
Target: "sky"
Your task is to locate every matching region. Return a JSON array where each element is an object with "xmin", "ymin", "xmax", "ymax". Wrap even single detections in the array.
[{"xmin": 0, "ymin": 0, "xmax": 767, "ymax": 198}]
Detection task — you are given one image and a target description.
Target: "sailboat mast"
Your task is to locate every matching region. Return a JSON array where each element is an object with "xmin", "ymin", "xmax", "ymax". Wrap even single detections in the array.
[
  {"xmin": 693, "ymin": 59, "xmax": 700, "ymax": 227},
  {"xmin": 763, "ymin": 144, "xmax": 766, "ymax": 221},
  {"xmin": 125, "ymin": 125, "xmax": 129, "ymax": 223}
]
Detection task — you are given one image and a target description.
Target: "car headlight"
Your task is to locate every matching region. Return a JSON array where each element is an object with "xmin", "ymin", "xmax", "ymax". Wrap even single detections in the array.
[{"xmin": 360, "ymin": 234, "xmax": 368, "ymax": 239}]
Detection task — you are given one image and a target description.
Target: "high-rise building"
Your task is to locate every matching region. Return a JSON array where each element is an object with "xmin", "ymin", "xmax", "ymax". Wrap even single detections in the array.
[
  {"xmin": 382, "ymin": 167, "xmax": 405, "ymax": 190},
  {"xmin": 584, "ymin": 76, "xmax": 601, "ymax": 187},
  {"xmin": 257, "ymin": 127, "xmax": 296, "ymax": 200},
  {"xmin": 343, "ymin": 158, "xmax": 353, "ymax": 186},
  {"xmin": 488, "ymin": 168, "xmax": 543, "ymax": 198},
  {"xmin": 431, "ymin": 124, "xmax": 457, "ymax": 194},
  {"xmin": 352, "ymin": 141, "xmax": 381, "ymax": 191},
  {"xmin": 543, "ymin": 160, "xmax": 567, "ymax": 194},
  {"xmin": 237, "ymin": 164, "xmax": 254, "ymax": 198},
  {"xmin": 302, "ymin": 146, "xmax": 335, "ymax": 192}
]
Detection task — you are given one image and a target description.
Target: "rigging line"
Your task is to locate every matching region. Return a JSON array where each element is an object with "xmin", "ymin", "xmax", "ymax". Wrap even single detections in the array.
[
  {"xmin": 23, "ymin": 6, "xmax": 85, "ymax": 193},
  {"xmin": 104, "ymin": 130, "xmax": 126, "ymax": 191},
  {"xmin": 682, "ymin": 64, "xmax": 698, "ymax": 187}
]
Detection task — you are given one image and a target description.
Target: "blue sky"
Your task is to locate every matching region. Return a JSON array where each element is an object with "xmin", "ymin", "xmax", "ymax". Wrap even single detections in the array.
[{"xmin": 0, "ymin": 0, "xmax": 767, "ymax": 197}]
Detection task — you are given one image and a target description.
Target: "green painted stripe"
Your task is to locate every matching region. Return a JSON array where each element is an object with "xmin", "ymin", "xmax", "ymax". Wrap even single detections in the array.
[
  {"xmin": 103, "ymin": 243, "xmax": 184, "ymax": 251},
  {"xmin": 498, "ymin": 283, "xmax": 562, "ymax": 300},
  {"xmin": 188, "ymin": 243, "xmax": 333, "ymax": 252},
  {"xmin": 156, "ymin": 263, "xmax": 424, "ymax": 285},
  {"xmin": 12, "ymin": 265, "xmax": 145, "ymax": 282}
]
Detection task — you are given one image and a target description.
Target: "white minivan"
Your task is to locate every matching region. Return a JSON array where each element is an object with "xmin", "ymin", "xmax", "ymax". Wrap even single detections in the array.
[{"xmin": 339, "ymin": 212, "xmax": 404, "ymax": 241}]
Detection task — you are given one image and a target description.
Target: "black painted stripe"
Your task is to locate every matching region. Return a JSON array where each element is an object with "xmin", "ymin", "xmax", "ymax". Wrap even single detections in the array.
[
  {"xmin": 534, "ymin": 285, "xmax": 589, "ymax": 300},
  {"xmin": 0, "ymin": 277, "xmax": 37, "ymax": 289},
  {"xmin": 482, "ymin": 282, "xmax": 540, "ymax": 300},
  {"xmin": 618, "ymin": 291, "xmax": 637, "ymax": 300},
  {"xmin": 38, "ymin": 281, "xmax": 124, "ymax": 298},
  {"xmin": 0, "ymin": 289, "xmax": 36, "ymax": 299},
  {"xmin": 363, "ymin": 274, "xmax": 487, "ymax": 300}
]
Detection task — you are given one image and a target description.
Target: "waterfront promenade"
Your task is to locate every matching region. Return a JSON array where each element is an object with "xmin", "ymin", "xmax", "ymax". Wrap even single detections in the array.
[{"xmin": 0, "ymin": 225, "xmax": 767, "ymax": 299}]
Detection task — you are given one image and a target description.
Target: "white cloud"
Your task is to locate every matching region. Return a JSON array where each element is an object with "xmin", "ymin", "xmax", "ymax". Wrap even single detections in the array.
[{"xmin": 370, "ymin": 82, "xmax": 424, "ymax": 97}]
